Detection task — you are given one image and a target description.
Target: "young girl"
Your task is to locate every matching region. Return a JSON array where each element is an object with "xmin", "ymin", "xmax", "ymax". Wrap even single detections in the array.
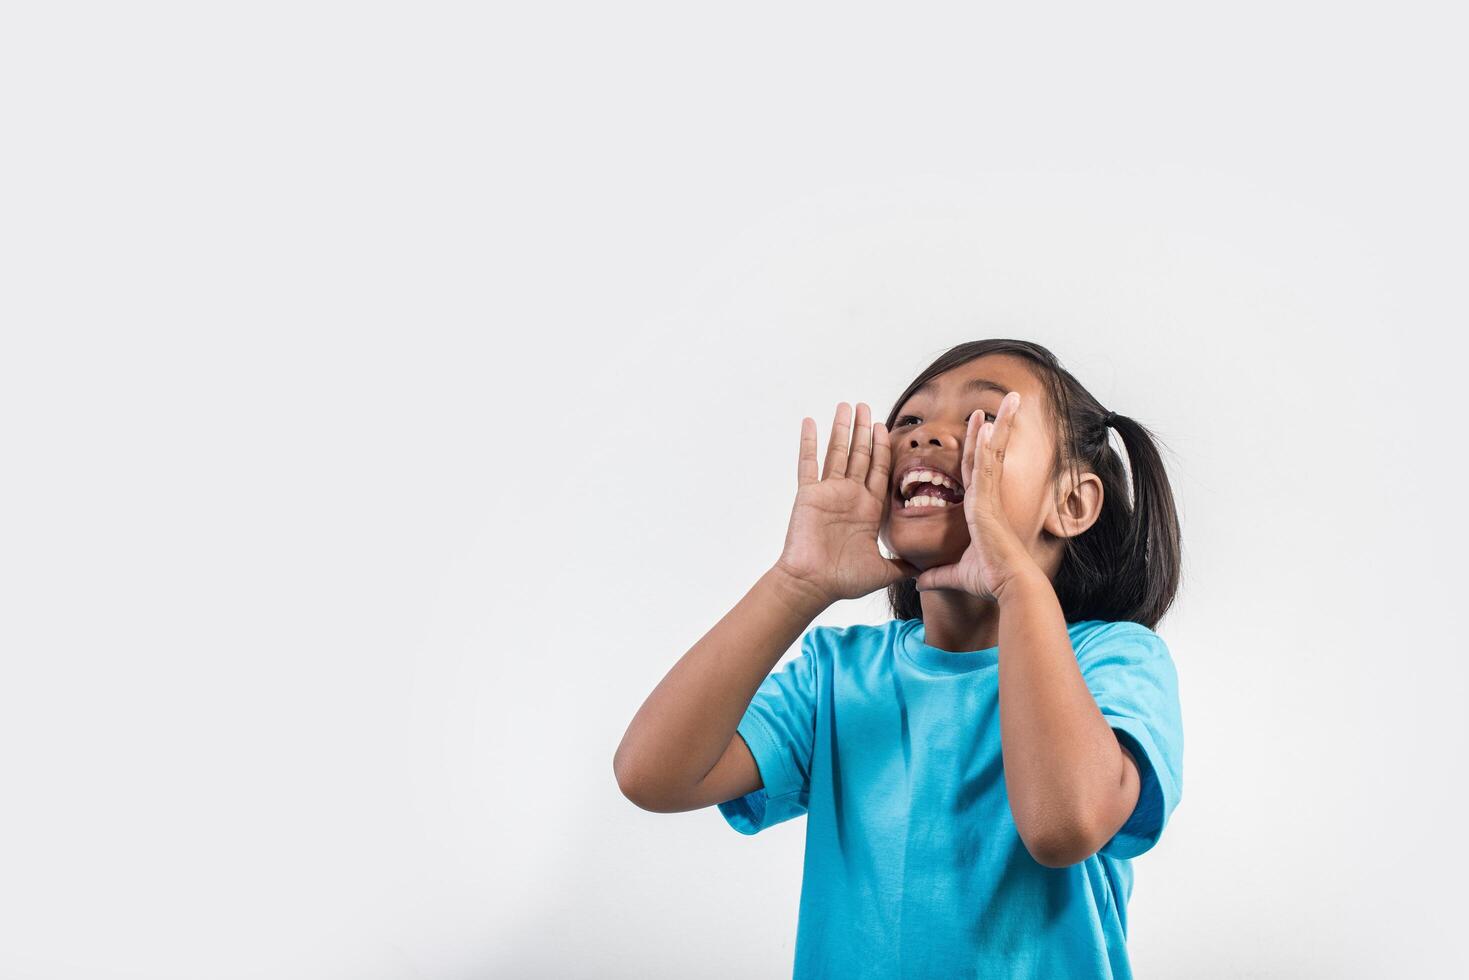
[{"xmin": 614, "ymin": 339, "xmax": 1184, "ymax": 979}]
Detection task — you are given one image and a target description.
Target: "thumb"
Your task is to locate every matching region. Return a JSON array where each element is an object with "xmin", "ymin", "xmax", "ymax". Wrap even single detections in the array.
[
  {"xmin": 885, "ymin": 557, "xmax": 921, "ymax": 581},
  {"xmin": 914, "ymin": 563, "xmax": 961, "ymax": 592}
]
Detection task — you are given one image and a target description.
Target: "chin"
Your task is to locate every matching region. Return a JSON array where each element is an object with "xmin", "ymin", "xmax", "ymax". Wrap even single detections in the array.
[
  {"xmin": 885, "ymin": 539, "xmax": 952, "ymax": 569},
  {"xmin": 887, "ymin": 527, "xmax": 966, "ymax": 563}
]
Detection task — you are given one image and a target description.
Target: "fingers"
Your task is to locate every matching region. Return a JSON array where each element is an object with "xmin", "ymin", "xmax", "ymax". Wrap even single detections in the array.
[
  {"xmin": 815, "ymin": 401, "xmax": 881, "ymax": 484},
  {"xmin": 847, "ymin": 403, "xmax": 874, "ymax": 484},
  {"xmin": 821, "ymin": 402, "xmax": 852, "ymax": 480},
  {"xmin": 797, "ymin": 416, "xmax": 819, "ymax": 487},
  {"xmin": 982, "ymin": 392, "xmax": 1019, "ymax": 476},
  {"xmin": 961, "ymin": 410, "xmax": 982, "ymax": 491},
  {"xmin": 975, "ymin": 392, "xmax": 1020, "ymax": 489},
  {"xmin": 867, "ymin": 417, "xmax": 893, "ymax": 500}
]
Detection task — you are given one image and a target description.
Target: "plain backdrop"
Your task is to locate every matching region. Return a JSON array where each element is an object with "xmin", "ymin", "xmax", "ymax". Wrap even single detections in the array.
[{"xmin": 3, "ymin": 2, "xmax": 1467, "ymax": 978}]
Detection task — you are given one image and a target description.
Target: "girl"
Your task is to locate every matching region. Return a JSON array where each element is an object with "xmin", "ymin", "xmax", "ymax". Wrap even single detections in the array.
[{"xmin": 614, "ymin": 339, "xmax": 1184, "ymax": 979}]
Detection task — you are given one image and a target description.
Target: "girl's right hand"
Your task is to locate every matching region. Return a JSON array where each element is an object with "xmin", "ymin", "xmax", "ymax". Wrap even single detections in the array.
[{"xmin": 773, "ymin": 402, "xmax": 920, "ymax": 605}]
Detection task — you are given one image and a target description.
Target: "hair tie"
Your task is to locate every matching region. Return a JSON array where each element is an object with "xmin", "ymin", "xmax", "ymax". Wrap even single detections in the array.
[{"xmin": 1103, "ymin": 410, "xmax": 1118, "ymax": 428}]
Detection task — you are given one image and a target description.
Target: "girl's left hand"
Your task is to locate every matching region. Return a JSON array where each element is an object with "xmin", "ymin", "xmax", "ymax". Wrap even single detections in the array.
[{"xmin": 914, "ymin": 391, "xmax": 1044, "ymax": 602}]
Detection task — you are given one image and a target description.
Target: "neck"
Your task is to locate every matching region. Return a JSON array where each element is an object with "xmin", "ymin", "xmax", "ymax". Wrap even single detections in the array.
[{"xmin": 918, "ymin": 588, "xmax": 1001, "ymax": 652}]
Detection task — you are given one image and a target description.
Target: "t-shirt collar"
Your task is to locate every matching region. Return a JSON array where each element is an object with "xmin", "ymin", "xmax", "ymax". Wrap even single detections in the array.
[{"xmin": 898, "ymin": 618, "xmax": 1001, "ymax": 674}]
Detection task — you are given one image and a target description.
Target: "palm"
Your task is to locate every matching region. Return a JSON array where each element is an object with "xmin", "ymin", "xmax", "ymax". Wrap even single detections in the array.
[
  {"xmin": 916, "ymin": 503, "xmax": 1007, "ymax": 601},
  {"xmin": 775, "ymin": 402, "xmax": 916, "ymax": 603},
  {"xmin": 780, "ymin": 479, "xmax": 898, "ymax": 600}
]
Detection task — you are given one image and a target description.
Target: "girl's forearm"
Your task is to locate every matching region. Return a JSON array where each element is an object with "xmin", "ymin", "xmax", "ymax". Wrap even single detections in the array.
[
  {"xmin": 613, "ymin": 564, "xmax": 831, "ymax": 810},
  {"xmin": 996, "ymin": 569, "xmax": 1139, "ymax": 867}
]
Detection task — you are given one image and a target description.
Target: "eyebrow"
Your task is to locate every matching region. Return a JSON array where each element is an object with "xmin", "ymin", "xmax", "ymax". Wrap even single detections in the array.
[{"xmin": 911, "ymin": 377, "xmax": 1011, "ymax": 399}]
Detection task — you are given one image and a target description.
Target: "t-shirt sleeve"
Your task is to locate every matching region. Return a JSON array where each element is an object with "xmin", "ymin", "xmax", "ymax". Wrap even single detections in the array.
[
  {"xmin": 1074, "ymin": 621, "xmax": 1185, "ymax": 860},
  {"xmin": 716, "ymin": 627, "xmax": 821, "ymax": 836}
]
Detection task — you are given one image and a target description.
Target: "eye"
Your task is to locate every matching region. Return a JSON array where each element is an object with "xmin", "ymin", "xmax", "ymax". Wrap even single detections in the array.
[{"xmin": 892, "ymin": 412, "xmax": 995, "ymax": 428}]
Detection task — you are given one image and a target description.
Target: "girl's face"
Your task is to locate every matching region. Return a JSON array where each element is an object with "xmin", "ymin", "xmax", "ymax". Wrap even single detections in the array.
[{"xmin": 879, "ymin": 354, "xmax": 1063, "ymax": 571}]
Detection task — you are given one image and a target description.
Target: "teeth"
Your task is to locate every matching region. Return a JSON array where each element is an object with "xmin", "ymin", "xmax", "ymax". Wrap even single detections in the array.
[
  {"xmin": 899, "ymin": 468, "xmax": 962, "ymax": 497},
  {"xmin": 903, "ymin": 496, "xmax": 954, "ymax": 509}
]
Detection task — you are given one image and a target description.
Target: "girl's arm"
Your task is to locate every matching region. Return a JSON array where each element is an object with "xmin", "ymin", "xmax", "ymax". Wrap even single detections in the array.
[
  {"xmin": 996, "ymin": 567, "xmax": 1142, "ymax": 867},
  {"xmin": 613, "ymin": 563, "xmax": 830, "ymax": 813},
  {"xmin": 614, "ymin": 403, "xmax": 915, "ymax": 814},
  {"xmin": 918, "ymin": 397, "xmax": 1141, "ymax": 867}
]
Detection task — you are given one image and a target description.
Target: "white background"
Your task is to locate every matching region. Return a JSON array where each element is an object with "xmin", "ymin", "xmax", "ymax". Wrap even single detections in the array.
[{"xmin": 4, "ymin": 2, "xmax": 1467, "ymax": 977}]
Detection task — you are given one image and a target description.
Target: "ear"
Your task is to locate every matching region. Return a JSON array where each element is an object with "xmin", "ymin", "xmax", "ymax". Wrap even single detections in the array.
[{"xmin": 1043, "ymin": 469, "xmax": 1105, "ymax": 540}]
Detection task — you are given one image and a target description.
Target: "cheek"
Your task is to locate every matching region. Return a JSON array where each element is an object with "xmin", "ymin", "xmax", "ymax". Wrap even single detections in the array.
[
  {"xmin": 999, "ymin": 463, "xmax": 1049, "ymax": 525},
  {"xmin": 989, "ymin": 448, "xmax": 1032, "ymax": 498}
]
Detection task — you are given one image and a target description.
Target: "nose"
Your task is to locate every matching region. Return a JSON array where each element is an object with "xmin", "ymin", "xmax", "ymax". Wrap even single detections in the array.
[{"xmin": 908, "ymin": 427, "xmax": 961, "ymax": 449}]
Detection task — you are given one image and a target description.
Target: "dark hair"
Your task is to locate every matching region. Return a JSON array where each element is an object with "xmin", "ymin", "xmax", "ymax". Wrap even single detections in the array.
[{"xmin": 883, "ymin": 339, "xmax": 1183, "ymax": 630}]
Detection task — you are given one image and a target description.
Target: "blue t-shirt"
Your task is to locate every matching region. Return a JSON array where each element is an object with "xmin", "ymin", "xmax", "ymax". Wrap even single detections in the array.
[{"xmin": 717, "ymin": 617, "xmax": 1184, "ymax": 979}]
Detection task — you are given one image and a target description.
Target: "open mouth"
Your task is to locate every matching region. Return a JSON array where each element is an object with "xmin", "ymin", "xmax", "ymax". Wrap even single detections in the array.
[{"xmin": 895, "ymin": 467, "xmax": 964, "ymax": 513}]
